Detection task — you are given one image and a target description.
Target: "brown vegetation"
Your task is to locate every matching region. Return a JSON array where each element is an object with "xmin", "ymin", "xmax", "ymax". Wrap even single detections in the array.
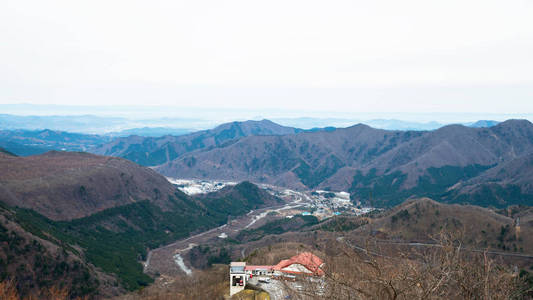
[
  {"xmin": 285, "ymin": 232, "xmax": 531, "ymax": 299},
  {"xmin": 0, "ymin": 280, "xmax": 89, "ymax": 300},
  {"xmin": 231, "ymin": 289, "xmax": 270, "ymax": 300},
  {"xmin": 112, "ymin": 265, "xmax": 228, "ymax": 300},
  {"xmin": 121, "ymin": 232, "xmax": 531, "ymax": 299},
  {"xmin": 156, "ymin": 119, "xmax": 533, "ymax": 197},
  {"xmin": 349, "ymin": 198, "xmax": 533, "ymax": 254},
  {"xmin": 0, "ymin": 210, "xmax": 105, "ymax": 299},
  {"xmin": 0, "ymin": 151, "xmax": 177, "ymax": 220},
  {"xmin": 142, "ymin": 198, "xmax": 533, "ymax": 299}
]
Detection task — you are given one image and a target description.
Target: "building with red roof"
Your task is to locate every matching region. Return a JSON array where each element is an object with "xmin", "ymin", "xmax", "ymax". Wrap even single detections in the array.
[{"xmin": 272, "ymin": 252, "xmax": 325, "ymax": 276}]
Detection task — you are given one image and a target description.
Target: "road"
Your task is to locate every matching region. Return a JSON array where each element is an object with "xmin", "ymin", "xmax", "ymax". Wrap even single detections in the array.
[
  {"xmin": 340, "ymin": 237, "xmax": 533, "ymax": 260},
  {"xmin": 375, "ymin": 240, "xmax": 533, "ymax": 259}
]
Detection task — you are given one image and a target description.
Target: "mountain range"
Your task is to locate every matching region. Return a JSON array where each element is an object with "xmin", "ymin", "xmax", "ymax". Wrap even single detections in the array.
[
  {"xmin": 90, "ymin": 119, "xmax": 303, "ymax": 166},
  {"xmin": 1, "ymin": 118, "xmax": 533, "ymax": 298},
  {"xmin": 0, "ymin": 112, "xmax": 501, "ymax": 134},
  {"xmin": 87, "ymin": 119, "xmax": 500, "ymax": 168},
  {"xmin": 153, "ymin": 119, "xmax": 533, "ymax": 208},
  {"xmin": 1, "ymin": 118, "xmax": 530, "ymax": 208}
]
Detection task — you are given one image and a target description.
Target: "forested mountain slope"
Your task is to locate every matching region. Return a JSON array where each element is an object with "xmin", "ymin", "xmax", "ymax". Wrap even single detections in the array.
[
  {"xmin": 157, "ymin": 120, "xmax": 533, "ymax": 207},
  {"xmin": 90, "ymin": 119, "xmax": 302, "ymax": 166}
]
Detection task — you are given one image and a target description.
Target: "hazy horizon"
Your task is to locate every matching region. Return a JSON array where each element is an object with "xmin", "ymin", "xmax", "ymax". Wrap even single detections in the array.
[
  {"xmin": 2, "ymin": 0, "xmax": 533, "ymax": 117},
  {"xmin": 1, "ymin": 103, "xmax": 532, "ymax": 133},
  {"xmin": 2, "ymin": 103, "xmax": 533, "ymax": 123}
]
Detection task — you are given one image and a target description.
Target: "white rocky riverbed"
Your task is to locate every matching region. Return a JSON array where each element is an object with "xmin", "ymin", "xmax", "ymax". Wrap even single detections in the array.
[{"xmin": 173, "ymin": 254, "xmax": 192, "ymax": 276}]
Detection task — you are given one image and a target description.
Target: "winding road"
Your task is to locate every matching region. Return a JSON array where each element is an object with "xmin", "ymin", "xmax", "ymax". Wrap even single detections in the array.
[{"xmin": 143, "ymin": 193, "xmax": 306, "ymax": 276}]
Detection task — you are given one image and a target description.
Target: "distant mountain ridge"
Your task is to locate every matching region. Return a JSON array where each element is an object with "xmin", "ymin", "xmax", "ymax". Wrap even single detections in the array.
[
  {"xmin": 156, "ymin": 119, "xmax": 533, "ymax": 208},
  {"xmin": 90, "ymin": 119, "xmax": 303, "ymax": 166},
  {"xmin": 0, "ymin": 129, "xmax": 111, "ymax": 156},
  {"xmin": 271, "ymin": 118, "xmax": 500, "ymax": 131},
  {"xmin": 1, "ymin": 117, "xmax": 527, "ymax": 208},
  {"xmin": 0, "ymin": 113, "xmax": 127, "ymax": 133},
  {"xmin": 88, "ymin": 118, "xmax": 503, "ymax": 168},
  {"xmin": 465, "ymin": 120, "xmax": 500, "ymax": 128},
  {"xmin": 109, "ymin": 127, "xmax": 193, "ymax": 137},
  {"xmin": 0, "ymin": 110, "xmax": 503, "ymax": 134},
  {"xmin": 0, "ymin": 117, "xmax": 500, "ymax": 158}
]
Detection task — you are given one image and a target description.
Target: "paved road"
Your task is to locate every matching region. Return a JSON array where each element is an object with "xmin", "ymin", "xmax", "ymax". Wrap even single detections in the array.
[
  {"xmin": 341, "ymin": 237, "xmax": 533, "ymax": 259},
  {"xmin": 375, "ymin": 240, "xmax": 533, "ymax": 259}
]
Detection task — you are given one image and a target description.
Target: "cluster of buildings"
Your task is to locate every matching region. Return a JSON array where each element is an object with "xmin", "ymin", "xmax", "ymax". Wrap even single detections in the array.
[
  {"xmin": 305, "ymin": 190, "xmax": 373, "ymax": 220},
  {"xmin": 170, "ymin": 178, "xmax": 236, "ymax": 195},
  {"xmin": 229, "ymin": 252, "xmax": 324, "ymax": 296}
]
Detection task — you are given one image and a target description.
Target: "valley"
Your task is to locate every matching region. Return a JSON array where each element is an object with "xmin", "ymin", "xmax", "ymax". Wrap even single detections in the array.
[
  {"xmin": 135, "ymin": 178, "xmax": 533, "ymax": 299},
  {"xmin": 2, "ymin": 119, "xmax": 533, "ymax": 299},
  {"xmin": 155, "ymin": 120, "xmax": 533, "ymax": 209},
  {"xmin": 121, "ymin": 194, "xmax": 533, "ymax": 300},
  {"xmin": 3, "ymin": 118, "xmax": 533, "ymax": 210},
  {"xmin": 144, "ymin": 179, "xmax": 370, "ymax": 277},
  {"xmin": 3, "ymin": 2, "xmax": 533, "ymax": 297}
]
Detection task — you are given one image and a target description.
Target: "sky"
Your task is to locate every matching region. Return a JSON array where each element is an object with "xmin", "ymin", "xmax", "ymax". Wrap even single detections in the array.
[{"xmin": 1, "ymin": 0, "xmax": 533, "ymax": 118}]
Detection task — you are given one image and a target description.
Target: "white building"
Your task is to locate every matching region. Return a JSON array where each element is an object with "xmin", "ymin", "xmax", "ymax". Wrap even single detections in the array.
[{"xmin": 229, "ymin": 262, "xmax": 246, "ymax": 296}]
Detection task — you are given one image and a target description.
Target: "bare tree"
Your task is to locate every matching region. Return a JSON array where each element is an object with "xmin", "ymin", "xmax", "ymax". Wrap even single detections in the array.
[{"xmin": 282, "ymin": 231, "xmax": 530, "ymax": 300}]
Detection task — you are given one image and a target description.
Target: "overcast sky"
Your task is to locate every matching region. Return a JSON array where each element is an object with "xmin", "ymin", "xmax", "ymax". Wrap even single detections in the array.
[{"xmin": 1, "ymin": 0, "xmax": 533, "ymax": 117}]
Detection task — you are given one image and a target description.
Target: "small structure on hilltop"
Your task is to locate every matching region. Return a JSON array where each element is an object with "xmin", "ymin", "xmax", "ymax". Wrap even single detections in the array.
[
  {"xmin": 230, "ymin": 262, "xmax": 247, "ymax": 296},
  {"xmin": 229, "ymin": 252, "xmax": 324, "ymax": 296}
]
